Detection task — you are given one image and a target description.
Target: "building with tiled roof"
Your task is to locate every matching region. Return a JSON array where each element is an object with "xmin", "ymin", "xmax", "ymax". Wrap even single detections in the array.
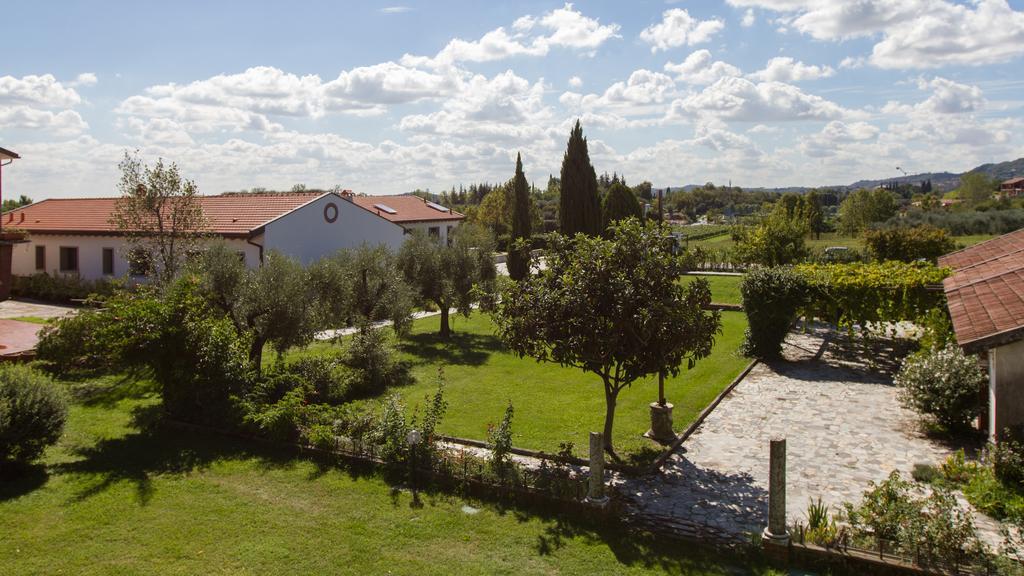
[
  {"xmin": 1001, "ymin": 177, "xmax": 1024, "ymax": 198},
  {"xmin": 939, "ymin": 228, "xmax": 1024, "ymax": 442},
  {"xmin": 3, "ymin": 191, "xmax": 463, "ymax": 280}
]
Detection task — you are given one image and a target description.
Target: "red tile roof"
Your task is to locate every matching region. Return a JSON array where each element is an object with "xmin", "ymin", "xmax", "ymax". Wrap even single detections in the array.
[
  {"xmin": 940, "ymin": 228, "xmax": 1024, "ymax": 350},
  {"xmin": 1, "ymin": 192, "xmax": 462, "ymax": 237},
  {"xmin": 350, "ymin": 194, "xmax": 463, "ymax": 223}
]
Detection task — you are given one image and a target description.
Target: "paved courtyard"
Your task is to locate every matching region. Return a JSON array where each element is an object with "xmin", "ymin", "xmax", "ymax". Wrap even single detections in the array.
[
  {"xmin": 0, "ymin": 299, "xmax": 77, "ymax": 320},
  {"xmin": 614, "ymin": 325, "xmax": 1002, "ymax": 546}
]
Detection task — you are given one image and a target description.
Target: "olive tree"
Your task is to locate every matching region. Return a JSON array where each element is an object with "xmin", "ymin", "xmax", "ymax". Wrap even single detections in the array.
[
  {"xmin": 111, "ymin": 151, "xmax": 207, "ymax": 284},
  {"xmin": 398, "ymin": 224, "xmax": 497, "ymax": 339},
  {"xmin": 310, "ymin": 244, "xmax": 413, "ymax": 335},
  {"xmin": 493, "ymin": 219, "xmax": 721, "ymax": 456}
]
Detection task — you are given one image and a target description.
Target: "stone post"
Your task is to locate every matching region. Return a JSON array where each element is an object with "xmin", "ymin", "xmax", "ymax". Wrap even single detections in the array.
[
  {"xmin": 586, "ymin": 432, "xmax": 609, "ymax": 506},
  {"xmin": 763, "ymin": 437, "xmax": 789, "ymax": 544},
  {"xmin": 646, "ymin": 402, "xmax": 676, "ymax": 444}
]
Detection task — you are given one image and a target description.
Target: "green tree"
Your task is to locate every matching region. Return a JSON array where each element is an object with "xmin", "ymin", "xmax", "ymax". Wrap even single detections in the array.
[
  {"xmin": 958, "ymin": 172, "xmax": 997, "ymax": 206},
  {"xmin": 732, "ymin": 212, "xmax": 810, "ymax": 266},
  {"xmin": 111, "ymin": 151, "xmax": 208, "ymax": 284},
  {"xmin": 602, "ymin": 181, "xmax": 643, "ymax": 230},
  {"xmin": 309, "ymin": 244, "xmax": 413, "ymax": 334},
  {"xmin": 559, "ymin": 120, "xmax": 602, "ymax": 236},
  {"xmin": 399, "ymin": 224, "xmax": 497, "ymax": 339},
  {"xmin": 803, "ymin": 190, "xmax": 825, "ymax": 239},
  {"xmin": 474, "ymin": 185, "xmax": 510, "ymax": 238},
  {"xmin": 493, "ymin": 220, "xmax": 721, "ymax": 455},
  {"xmin": 507, "ymin": 153, "xmax": 532, "ymax": 281},
  {"xmin": 863, "ymin": 225, "xmax": 956, "ymax": 263},
  {"xmin": 837, "ymin": 188, "xmax": 898, "ymax": 236},
  {"xmin": 196, "ymin": 245, "xmax": 321, "ymax": 370},
  {"xmin": 633, "ymin": 181, "xmax": 654, "ymax": 202},
  {"xmin": 1, "ymin": 195, "xmax": 32, "ymax": 213}
]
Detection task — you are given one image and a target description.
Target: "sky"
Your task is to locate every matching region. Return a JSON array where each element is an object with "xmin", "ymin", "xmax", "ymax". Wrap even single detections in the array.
[{"xmin": 2, "ymin": 0, "xmax": 1024, "ymax": 200}]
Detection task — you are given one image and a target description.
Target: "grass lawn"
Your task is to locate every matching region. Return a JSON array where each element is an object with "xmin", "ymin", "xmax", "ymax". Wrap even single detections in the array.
[
  {"xmin": 9, "ymin": 316, "xmax": 53, "ymax": 325},
  {"xmin": 681, "ymin": 274, "xmax": 742, "ymax": 306},
  {"xmin": 0, "ymin": 378, "xmax": 783, "ymax": 575},
  {"xmin": 289, "ymin": 311, "xmax": 750, "ymax": 459}
]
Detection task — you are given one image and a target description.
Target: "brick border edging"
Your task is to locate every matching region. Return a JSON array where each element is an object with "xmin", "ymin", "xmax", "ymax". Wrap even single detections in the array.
[{"xmin": 646, "ymin": 357, "xmax": 760, "ymax": 473}]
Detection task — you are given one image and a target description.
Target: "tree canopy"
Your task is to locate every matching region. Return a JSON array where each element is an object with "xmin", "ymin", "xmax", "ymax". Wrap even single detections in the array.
[
  {"xmin": 558, "ymin": 120, "xmax": 602, "ymax": 236},
  {"xmin": 399, "ymin": 224, "xmax": 497, "ymax": 338},
  {"xmin": 837, "ymin": 188, "xmax": 898, "ymax": 236},
  {"xmin": 507, "ymin": 153, "xmax": 532, "ymax": 281},
  {"xmin": 602, "ymin": 181, "xmax": 643, "ymax": 230},
  {"xmin": 111, "ymin": 151, "xmax": 208, "ymax": 284},
  {"xmin": 493, "ymin": 219, "xmax": 720, "ymax": 455}
]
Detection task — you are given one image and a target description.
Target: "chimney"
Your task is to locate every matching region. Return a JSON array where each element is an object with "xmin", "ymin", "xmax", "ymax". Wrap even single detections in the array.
[{"xmin": 340, "ymin": 189, "xmax": 354, "ymax": 202}]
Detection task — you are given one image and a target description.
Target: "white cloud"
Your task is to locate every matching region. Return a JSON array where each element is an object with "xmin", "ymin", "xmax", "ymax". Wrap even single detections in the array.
[
  {"xmin": 800, "ymin": 120, "xmax": 880, "ymax": 157},
  {"xmin": 741, "ymin": 8, "xmax": 756, "ymax": 26},
  {"xmin": 0, "ymin": 74, "xmax": 82, "ymax": 108},
  {"xmin": 726, "ymin": 0, "xmax": 1024, "ymax": 69},
  {"xmin": 748, "ymin": 57, "xmax": 834, "ymax": 82},
  {"xmin": 881, "ymin": 76, "xmax": 986, "ymax": 115},
  {"xmin": 664, "ymin": 50, "xmax": 742, "ymax": 85},
  {"xmin": 401, "ymin": 3, "xmax": 619, "ymax": 67},
  {"xmin": 673, "ymin": 76, "xmax": 855, "ymax": 121},
  {"xmin": 379, "ymin": 6, "xmax": 412, "ymax": 14},
  {"xmin": 640, "ymin": 9, "xmax": 725, "ymax": 53},
  {"xmin": 839, "ymin": 56, "xmax": 865, "ymax": 69},
  {"xmin": 0, "ymin": 106, "xmax": 88, "ymax": 136},
  {"xmin": 68, "ymin": 73, "xmax": 98, "ymax": 88},
  {"xmin": 568, "ymin": 75, "xmax": 583, "ymax": 88},
  {"xmin": 324, "ymin": 62, "xmax": 458, "ymax": 106}
]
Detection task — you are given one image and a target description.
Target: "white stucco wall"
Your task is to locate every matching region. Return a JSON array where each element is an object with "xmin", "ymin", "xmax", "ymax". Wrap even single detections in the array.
[
  {"xmin": 989, "ymin": 338, "xmax": 1024, "ymax": 442},
  {"xmin": 261, "ymin": 194, "xmax": 407, "ymax": 263},
  {"xmin": 401, "ymin": 220, "xmax": 460, "ymax": 245},
  {"xmin": 10, "ymin": 234, "xmax": 260, "ymax": 280}
]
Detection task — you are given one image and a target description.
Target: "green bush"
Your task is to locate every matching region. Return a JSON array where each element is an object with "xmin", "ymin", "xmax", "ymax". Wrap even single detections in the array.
[
  {"xmin": 487, "ymin": 402, "xmax": 515, "ymax": 476},
  {"xmin": 12, "ymin": 273, "xmax": 119, "ymax": 303},
  {"xmin": 863, "ymin": 225, "xmax": 957, "ymax": 263},
  {"xmin": 739, "ymin": 267, "xmax": 808, "ymax": 359},
  {"xmin": 895, "ymin": 344, "xmax": 985, "ymax": 430},
  {"xmin": 36, "ymin": 288, "xmax": 164, "ymax": 375},
  {"xmin": 990, "ymin": 435, "xmax": 1024, "ymax": 487},
  {"xmin": 0, "ymin": 364, "xmax": 69, "ymax": 467},
  {"xmin": 916, "ymin": 307, "xmax": 955, "ymax": 352},
  {"xmin": 343, "ymin": 326, "xmax": 411, "ymax": 398}
]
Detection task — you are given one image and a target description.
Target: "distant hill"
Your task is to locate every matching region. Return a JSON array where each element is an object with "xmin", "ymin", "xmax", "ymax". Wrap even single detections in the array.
[{"xmin": 675, "ymin": 157, "xmax": 1024, "ymax": 194}]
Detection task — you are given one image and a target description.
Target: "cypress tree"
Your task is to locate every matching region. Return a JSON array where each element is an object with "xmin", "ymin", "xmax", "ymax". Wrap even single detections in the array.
[
  {"xmin": 602, "ymin": 181, "xmax": 642, "ymax": 231},
  {"xmin": 508, "ymin": 152, "xmax": 532, "ymax": 281},
  {"xmin": 559, "ymin": 120, "xmax": 602, "ymax": 236}
]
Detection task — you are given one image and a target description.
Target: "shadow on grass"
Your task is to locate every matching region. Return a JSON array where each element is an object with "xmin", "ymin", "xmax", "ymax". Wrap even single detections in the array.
[
  {"xmin": 63, "ymin": 368, "xmax": 160, "ymax": 407},
  {"xmin": 398, "ymin": 330, "xmax": 505, "ymax": 368},
  {"xmin": 0, "ymin": 463, "xmax": 49, "ymax": 502}
]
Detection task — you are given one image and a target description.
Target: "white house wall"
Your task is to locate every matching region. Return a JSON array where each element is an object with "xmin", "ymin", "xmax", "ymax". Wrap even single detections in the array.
[
  {"xmin": 10, "ymin": 234, "xmax": 260, "ymax": 281},
  {"xmin": 261, "ymin": 194, "xmax": 406, "ymax": 263},
  {"xmin": 401, "ymin": 220, "xmax": 460, "ymax": 245}
]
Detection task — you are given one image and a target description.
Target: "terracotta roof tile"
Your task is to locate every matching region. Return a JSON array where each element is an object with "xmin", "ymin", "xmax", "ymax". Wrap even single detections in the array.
[
  {"xmin": 1, "ymin": 192, "xmax": 463, "ymax": 237},
  {"xmin": 942, "ymin": 229, "xmax": 1024, "ymax": 349}
]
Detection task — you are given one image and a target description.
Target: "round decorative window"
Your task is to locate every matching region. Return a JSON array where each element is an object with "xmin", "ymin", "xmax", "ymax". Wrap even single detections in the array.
[{"xmin": 324, "ymin": 202, "xmax": 339, "ymax": 223}]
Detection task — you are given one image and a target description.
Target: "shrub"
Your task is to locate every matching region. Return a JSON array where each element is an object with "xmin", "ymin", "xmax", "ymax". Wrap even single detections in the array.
[
  {"xmin": 915, "ymin": 307, "xmax": 955, "ymax": 352},
  {"xmin": 990, "ymin": 435, "xmax": 1024, "ymax": 487},
  {"xmin": 343, "ymin": 326, "xmax": 411, "ymax": 398},
  {"xmin": 895, "ymin": 344, "xmax": 985, "ymax": 430},
  {"xmin": 843, "ymin": 471, "xmax": 988, "ymax": 568},
  {"xmin": 731, "ymin": 213, "xmax": 809, "ymax": 267},
  {"xmin": 11, "ymin": 272, "xmax": 119, "ymax": 304},
  {"xmin": 487, "ymin": 402, "xmax": 515, "ymax": 476},
  {"xmin": 863, "ymin": 225, "xmax": 956, "ymax": 263},
  {"xmin": 373, "ymin": 394, "xmax": 410, "ymax": 466},
  {"xmin": 0, "ymin": 364, "xmax": 69, "ymax": 467},
  {"xmin": 260, "ymin": 356, "xmax": 351, "ymax": 406},
  {"xmin": 739, "ymin": 267, "xmax": 808, "ymax": 359}
]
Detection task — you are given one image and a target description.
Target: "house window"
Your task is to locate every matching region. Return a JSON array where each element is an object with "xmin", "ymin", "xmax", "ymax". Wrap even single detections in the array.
[
  {"xmin": 35, "ymin": 246, "xmax": 45, "ymax": 271},
  {"xmin": 59, "ymin": 247, "xmax": 79, "ymax": 273},
  {"xmin": 446, "ymin": 226, "xmax": 454, "ymax": 246},
  {"xmin": 102, "ymin": 248, "xmax": 115, "ymax": 276},
  {"xmin": 128, "ymin": 248, "xmax": 153, "ymax": 277},
  {"xmin": 428, "ymin": 226, "xmax": 440, "ymax": 240}
]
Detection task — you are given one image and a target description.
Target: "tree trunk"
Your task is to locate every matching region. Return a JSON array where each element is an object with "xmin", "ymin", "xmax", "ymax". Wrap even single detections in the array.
[
  {"xmin": 603, "ymin": 385, "xmax": 618, "ymax": 455},
  {"xmin": 249, "ymin": 335, "xmax": 267, "ymax": 373},
  {"xmin": 439, "ymin": 306, "xmax": 450, "ymax": 339}
]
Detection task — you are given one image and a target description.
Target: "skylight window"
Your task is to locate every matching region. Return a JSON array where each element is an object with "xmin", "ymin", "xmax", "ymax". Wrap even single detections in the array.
[
  {"xmin": 426, "ymin": 201, "xmax": 450, "ymax": 212},
  {"xmin": 373, "ymin": 203, "xmax": 397, "ymax": 214}
]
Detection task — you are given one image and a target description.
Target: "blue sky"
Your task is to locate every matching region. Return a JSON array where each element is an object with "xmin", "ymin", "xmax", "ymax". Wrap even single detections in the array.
[{"xmin": 2, "ymin": 0, "xmax": 1023, "ymax": 199}]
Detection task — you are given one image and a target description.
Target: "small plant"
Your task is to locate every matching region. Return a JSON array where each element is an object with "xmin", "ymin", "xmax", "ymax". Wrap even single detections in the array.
[
  {"xmin": 487, "ymin": 402, "xmax": 514, "ymax": 476},
  {"xmin": 556, "ymin": 441, "xmax": 575, "ymax": 460},
  {"xmin": 990, "ymin": 433, "xmax": 1024, "ymax": 486},
  {"xmin": 343, "ymin": 325, "xmax": 412, "ymax": 398},
  {"xmin": 0, "ymin": 364, "xmax": 69, "ymax": 469},
  {"xmin": 373, "ymin": 394, "xmax": 410, "ymax": 466},
  {"xmin": 940, "ymin": 449, "xmax": 978, "ymax": 484},
  {"xmin": 804, "ymin": 498, "xmax": 838, "ymax": 545},
  {"xmin": 911, "ymin": 462, "xmax": 940, "ymax": 483},
  {"xmin": 417, "ymin": 368, "xmax": 449, "ymax": 465},
  {"xmin": 895, "ymin": 343, "xmax": 985, "ymax": 430}
]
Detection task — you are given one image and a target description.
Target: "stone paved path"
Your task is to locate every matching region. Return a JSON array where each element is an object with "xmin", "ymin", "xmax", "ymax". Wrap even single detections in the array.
[
  {"xmin": 614, "ymin": 326, "xmax": 1004, "ymax": 547},
  {"xmin": 0, "ymin": 299, "xmax": 77, "ymax": 320}
]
